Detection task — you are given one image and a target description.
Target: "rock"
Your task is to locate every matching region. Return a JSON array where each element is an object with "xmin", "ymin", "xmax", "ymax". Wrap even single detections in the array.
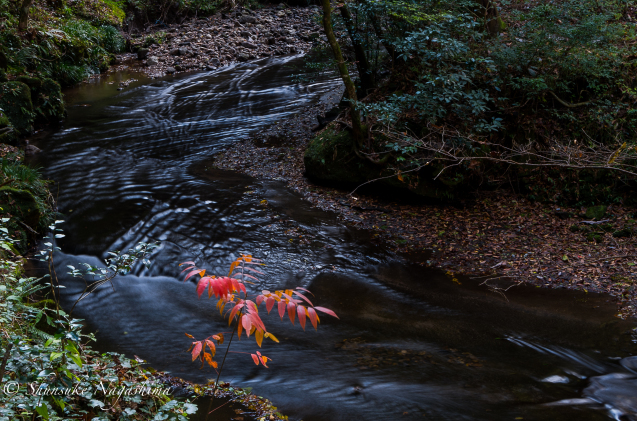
[
  {"xmin": 621, "ymin": 356, "xmax": 637, "ymax": 372},
  {"xmin": 308, "ymin": 32, "xmax": 320, "ymax": 40},
  {"xmin": 237, "ymin": 53, "xmax": 250, "ymax": 62},
  {"xmin": 267, "ymin": 38, "xmax": 276, "ymax": 45},
  {"xmin": 170, "ymin": 48, "xmax": 181, "ymax": 56},
  {"xmin": 241, "ymin": 41, "xmax": 258, "ymax": 49},
  {"xmin": 174, "ymin": 64, "xmax": 183, "ymax": 71},
  {"xmin": 240, "ymin": 30, "xmax": 251, "ymax": 38},
  {"xmin": 147, "ymin": 56, "xmax": 159, "ymax": 66},
  {"xmin": 583, "ymin": 373, "xmax": 637, "ymax": 419},
  {"xmin": 585, "ymin": 205, "xmax": 607, "ymax": 220},
  {"xmin": 179, "ymin": 47, "xmax": 189, "ymax": 56},
  {"xmin": 16, "ymin": 76, "xmax": 43, "ymax": 89},
  {"xmin": 239, "ymin": 15, "xmax": 256, "ymax": 24},
  {"xmin": 0, "ymin": 82, "xmax": 34, "ymax": 135},
  {"xmin": 24, "ymin": 139, "xmax": 41, "ymax": 155},
  {"xmin": 166, "ymin": 67, "xmax": 176, "ymax": 74},
  {"xmin": 137, "ymin": 48, "xmax": 150, "ymax": 60},
  {"xmin": 208, "ymin": 58, "xmax": 220, "ymax": 66}
]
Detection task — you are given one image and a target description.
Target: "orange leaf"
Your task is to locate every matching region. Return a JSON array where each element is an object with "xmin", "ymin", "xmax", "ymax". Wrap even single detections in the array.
[
  {"xmin": 212, "ymin": 333, "xmax": 224, "ymax": 345},
  {"xmin": 185, "ymin": 333, "xmax": 194, "ymax": 339},
  {"xmin": 205, "ymin": 339, "xmax": 216, "ymax": 356},
  {"xmin": 255, "ymin": 328, "xmax": 264, "ymax": 347}
]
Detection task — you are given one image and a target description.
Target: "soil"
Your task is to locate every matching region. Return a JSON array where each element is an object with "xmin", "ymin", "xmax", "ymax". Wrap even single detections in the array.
[{"xmin": 210, "ymin": 85, "xmax": 637, "ymax": 321}]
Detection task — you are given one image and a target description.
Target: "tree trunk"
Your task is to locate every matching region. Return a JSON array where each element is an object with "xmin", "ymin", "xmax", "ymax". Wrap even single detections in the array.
[
  {"xmin": 320, "ymin": 0, "xmax": 365, "ymax": 149},
  {"xmin": 18, "ymin": 0, "xmax": 34, "ymax": 31},
  {"xmin": 478, "ymin": 0, "xmax": 504, "ymax": 35},
  {"xmin": 338, "ymin": 4, "xmax": 375, "ymax": 96}
]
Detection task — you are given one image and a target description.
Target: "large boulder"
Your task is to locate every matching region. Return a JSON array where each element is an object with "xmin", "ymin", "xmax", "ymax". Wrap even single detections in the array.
[
  {"xmin": 0, "ymin": 82, "xmax": 34, "ymax": 135},
  {"xmin": 17, "ymin": 76, "xmax": 65, "ymax": 124}
]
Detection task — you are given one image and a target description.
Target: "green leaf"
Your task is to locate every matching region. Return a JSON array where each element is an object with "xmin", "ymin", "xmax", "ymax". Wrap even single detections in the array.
[
  {"xmin": 35, "ymin": 404, "xmax": 49, "ymax": 420},
  {"xmin": 50, "ymin": 351, "xmax": 63, "ymax": 360}
]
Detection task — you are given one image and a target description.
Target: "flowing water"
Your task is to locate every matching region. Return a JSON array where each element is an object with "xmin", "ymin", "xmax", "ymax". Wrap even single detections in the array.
[{"xmin": 29, "ymin": 55, "xmax": 637, "ymax": 421}]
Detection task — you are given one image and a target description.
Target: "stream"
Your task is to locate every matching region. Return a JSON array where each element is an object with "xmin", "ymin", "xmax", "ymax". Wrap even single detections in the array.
[{"xmin": 29, "ymin": 54, "xmax": 637, "ymax": 421}]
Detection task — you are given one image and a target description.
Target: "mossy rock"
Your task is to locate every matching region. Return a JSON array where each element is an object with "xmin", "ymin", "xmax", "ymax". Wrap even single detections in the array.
[
  {"xmin": 612, "ymin": 228, "xmax": 634, "ymax": 238},
  {"xmin": 0, "ymin": 82, "xmax": 34, "ymax": 135},
  {"xmin": 304, "ymin": 125, "xmax": 449, "ymax": 200},
  {"xmin": 0, "ymin": 187, "xmax": 41, "ymax": 253},
  {"xmin": 586, "ymin": 232, "xmax": 604, "ymax": 243},
  {"xmin": 16, "ymin": 75, "xmax": 44, "ymax": 89},
  {"xmin": 585, "ymin": 205, "xmax": 607, "ymax": 220},
  {"xmin": 304, "ymin": 125, "xmax": 369, "ymax": 186}
]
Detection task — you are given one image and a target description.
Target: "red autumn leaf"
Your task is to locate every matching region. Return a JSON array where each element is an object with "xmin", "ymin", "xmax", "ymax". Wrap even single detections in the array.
[
  {"xmin": 196, "ymin": 277, "xmax": 211, "ymax": 298},
  {"xmin": 307, "ymin": 306, "xmax": 318, "ymax": 330},
  {"xmin": 298, "ymin": 305, "xmax": 307, "ymax": 330},
  {"xmin": 229, "ymin": 302, "xmax": 244, "ymax": 322},
  {"xmin": 292, "ymin": 290, "xmax": 313, "ymax": 306},
  {"xmin": 185, "ymin": 269, "xmax": 205, "ymax": 281},
  {"xmin": 242, "ymin": 313, "xmax": 252, "ymax": 335},
  {"xmin": 191, "ymin": 341, "xmax": 202, "ymax": 361},
  {"xmin": 277, "ymin": 300, "xmax": 286, "ymax": 319},
  {"xmin": 314, "ymin": 306, "xmax": 339, "ymax": 319},
  {"xmin": 265, "ymin": 296, "xmax": 276, "ymax": 313},
  {"xmin": 295, "ymin": 287, "xmax": 313, "ymax": 296},
  {"xmin": 251, "ymin": 353, "xmax": 259, "ymax": 365},
  {"xmin": 287, "ymin": 302, "xmax": 296, "ymax": 325}
]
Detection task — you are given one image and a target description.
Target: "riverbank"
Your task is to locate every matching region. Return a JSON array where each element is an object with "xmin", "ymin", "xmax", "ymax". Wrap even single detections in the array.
[
  {"xmin": 111, "ymin": 5, "xmax": 323, "ymax": 78},
  {"xmin": 211, "ymin": 85, "xmax": 637, "ymax": 320}
]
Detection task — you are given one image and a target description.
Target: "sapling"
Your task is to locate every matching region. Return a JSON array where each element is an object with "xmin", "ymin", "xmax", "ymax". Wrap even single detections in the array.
[{"xmin": 180, "ymin": 255, "xmax": 338, "ymax": 416}]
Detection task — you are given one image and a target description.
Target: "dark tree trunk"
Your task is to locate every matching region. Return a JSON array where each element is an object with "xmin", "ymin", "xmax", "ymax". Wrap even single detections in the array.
[
  {"xmin": 320, "ymin": 0, "xmax": 365, "ymax": 149},
  {"xmin": 478, "ymin": 0, "xmax": 504, "ymax": 34},
  {"xmin": 338, "ymin": 4, "xmax": 375, "ymax": 96},
  {"xmin": 18, "ymin": 0, "xmax": 34, "ymax": 31}
]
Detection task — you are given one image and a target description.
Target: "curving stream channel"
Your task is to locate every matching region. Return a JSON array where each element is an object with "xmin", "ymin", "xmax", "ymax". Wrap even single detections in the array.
[{"xmin": 29, "ymin": 55, "xmax": 637, "ymax": 421}]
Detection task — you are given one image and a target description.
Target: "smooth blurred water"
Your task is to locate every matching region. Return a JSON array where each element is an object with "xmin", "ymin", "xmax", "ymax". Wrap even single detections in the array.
[{"xmin": 30, "ymin": 55, "xmax": 637, "ymax": 421}]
